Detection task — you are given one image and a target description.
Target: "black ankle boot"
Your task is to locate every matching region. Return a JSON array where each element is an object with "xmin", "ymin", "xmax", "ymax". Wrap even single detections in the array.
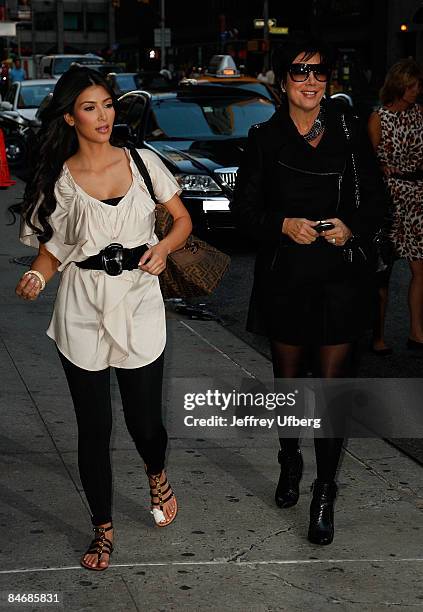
[
  {"xmin": 275, "ymin": 449, "xmax": 303, "ymax": 508},
  {"xmin": 307, "ymin": 479, "xmax": 337, "ymax": 545}
]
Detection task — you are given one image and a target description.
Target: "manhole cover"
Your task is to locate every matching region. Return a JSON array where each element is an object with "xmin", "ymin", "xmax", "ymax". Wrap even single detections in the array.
[{"xmin": 12, "ymin": 256, "xmax": 36, "ymax": 266}]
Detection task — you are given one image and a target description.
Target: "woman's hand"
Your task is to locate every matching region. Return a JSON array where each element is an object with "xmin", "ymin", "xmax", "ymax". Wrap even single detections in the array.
[
  {"xmin": 319, "ymin": 218, "xmax": 352, "ymax": 246},
  {"xmin": 282, "ymin": 218, "xmax": 319, "ymax": 244},
  {"xmin": 138, "ymin": 242, "xmax": 170, "ymax": 276},
  {"xmin": 15, "ymin": 273, "xmax": 43, "ymax": 301}
]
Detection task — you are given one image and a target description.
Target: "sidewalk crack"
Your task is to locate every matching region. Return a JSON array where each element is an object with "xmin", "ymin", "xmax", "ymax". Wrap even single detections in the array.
[
  {"xmin": 217, "ymin": 527, "xmax": 292, "ymax": 563},
  {"xmin": 267, "ymin": 572, "xmax": 419, "ymax": 606},
  {"xmin": 119, "ymin": 574, "xmax": 141, "ymax": 612}
]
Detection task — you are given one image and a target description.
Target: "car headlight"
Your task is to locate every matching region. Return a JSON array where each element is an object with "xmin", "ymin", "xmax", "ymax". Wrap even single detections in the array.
[{"xmin": 175, "ymin": 174, "xmax": 221, "ymax": 192}]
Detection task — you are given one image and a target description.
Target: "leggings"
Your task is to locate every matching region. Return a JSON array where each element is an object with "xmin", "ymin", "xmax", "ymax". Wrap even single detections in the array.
[{"xmin": 57, "ymin": 349, "xmax": 167, "ymax": 525}]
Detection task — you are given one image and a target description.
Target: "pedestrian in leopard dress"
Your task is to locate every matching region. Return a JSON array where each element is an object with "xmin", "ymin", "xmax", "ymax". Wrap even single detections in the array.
[{"xmin": 368, "ymin": 58, "xmax": 423, "ymax": 353}]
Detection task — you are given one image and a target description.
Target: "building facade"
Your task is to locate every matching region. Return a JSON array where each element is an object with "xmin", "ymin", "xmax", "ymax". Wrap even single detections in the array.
[
  {"xmin": 4, "ymin": 0, "xmax": 115, "ymax": 56},
  {"xmin": 386, "ymin": 0, "xmax": 423, "ymax": 67}
]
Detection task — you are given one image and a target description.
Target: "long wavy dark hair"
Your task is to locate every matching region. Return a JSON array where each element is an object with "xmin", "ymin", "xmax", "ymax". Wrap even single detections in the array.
[{"xmin": 14, "ymin": 66, "xmax": 118, "ymax": 243}]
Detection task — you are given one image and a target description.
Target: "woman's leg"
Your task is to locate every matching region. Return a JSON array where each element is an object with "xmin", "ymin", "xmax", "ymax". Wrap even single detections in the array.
[
  {"xmin": 308, "ymin": 342, "xmax": 352, "ymax": 545},
  {"xmin": 271, "ymin": 340, "xmax": 306, "ymax": 508},
  {"xmin": 114, "ymin": 352, "xmax": 176, "ymax": 524},
  {"xmin": 313, "ymin": 343, "xmax": 352, "ymax": 481},
  {"xmin": 270, "ymin": 340, "xmax": 305, "ymax": 455},
  {"xmin": 372, "ymin": 266, "xmax": 392, "ymax": 352},
  {"xmin": 408, "ymin": 259, "xmax": 423, "ymax": 343},
  {"xmin": 57, "ymin": 350, "xmax": 113, "ymax": 568}
]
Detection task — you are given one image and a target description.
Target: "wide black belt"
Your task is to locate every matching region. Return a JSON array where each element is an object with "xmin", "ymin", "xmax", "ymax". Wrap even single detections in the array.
[
  {"xmin": 76, "ymin": 243, "xmax": 149, "ymax": 276},
  {"xmin": 391, "ymin": 170, "xmax": 423, "ymax": 182}
]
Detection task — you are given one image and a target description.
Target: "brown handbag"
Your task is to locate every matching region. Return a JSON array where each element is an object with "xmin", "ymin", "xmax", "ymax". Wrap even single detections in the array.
[{"xmin": 130, "ymin": 148, "xmax": 230, "ymax": 299}]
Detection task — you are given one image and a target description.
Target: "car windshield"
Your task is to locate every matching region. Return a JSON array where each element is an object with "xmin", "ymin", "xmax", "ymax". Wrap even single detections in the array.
[
  {"xmin": 54, "ymin": 57, "xmax": 101, "ymax": 74},
  {"xmin": 116, "ymin": 74, "xmax": 138, "ymax": 91},
  {"xmin": 146, "ymin": 96, "xmax": 274, "ymax": 140},
  {"xmin": 18, "ymin": 84, "xmax": 55, "ymax": 109}
]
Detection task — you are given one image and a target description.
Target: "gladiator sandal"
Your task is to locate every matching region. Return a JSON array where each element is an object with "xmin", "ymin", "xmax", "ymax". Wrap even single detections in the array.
[
  {"xmin": 80, "ymin": 523, "xmax": 114, "ymax": 571},
  {"xmin": 147, "ymin": 470, "xmax": 178, "ymax": 527}
]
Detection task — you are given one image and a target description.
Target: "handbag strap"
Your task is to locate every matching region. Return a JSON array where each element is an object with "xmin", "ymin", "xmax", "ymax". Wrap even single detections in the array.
[
  {"xmin": 341, "ymin": 114, "xmax": 360, "ymax": 209},
  {"xmin": 129, "ymin": 147, "xmax": 159, "ymax": 205}
]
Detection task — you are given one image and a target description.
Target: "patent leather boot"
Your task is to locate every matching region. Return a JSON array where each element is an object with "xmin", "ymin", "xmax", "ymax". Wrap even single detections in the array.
[
  {"xmin": 275, "ymin": 449, "xmax": 303, "ymax": 508},
  {"xmin": 307, "ymin": 480, "xmax": 338, "ymax": 545}
]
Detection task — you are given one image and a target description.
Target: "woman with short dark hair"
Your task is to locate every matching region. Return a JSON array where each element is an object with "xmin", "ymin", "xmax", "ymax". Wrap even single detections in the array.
[
  {"xmin": 231, "ymin": 38, "xmax": 387, "ymax": 545},
  {"xmin": 368, "ymin": 58, "xmax": 423, "ymax": 354},
  {"xmin": 14, "ymin": 66, "xmax": 192, "ymax": 570}
]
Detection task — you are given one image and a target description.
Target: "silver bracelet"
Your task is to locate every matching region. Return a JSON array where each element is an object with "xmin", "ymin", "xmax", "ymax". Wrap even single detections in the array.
[{"xmin": 23, "ymin": 270, "xmax": 46, "ymax": 291}]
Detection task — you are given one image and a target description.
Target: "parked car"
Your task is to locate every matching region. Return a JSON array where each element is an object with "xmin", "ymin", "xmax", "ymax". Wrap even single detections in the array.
[
  {"xmin": 107, "ymin": 71, "xmax": 171, "ymax": 96},
  {"xmin": 0, "ymin": 79, "xmax": 56, "ymax": 121},
  {"xmin": 114, "ymin": 85, "xmax": 276, "ymax": 232},
  {"xmin": 38, "ymin": 53, "xmax": 103, "ymax": 79},
  {"xmin": 0, "ymin": 79, "xmax": 56, "ymax": 167}
]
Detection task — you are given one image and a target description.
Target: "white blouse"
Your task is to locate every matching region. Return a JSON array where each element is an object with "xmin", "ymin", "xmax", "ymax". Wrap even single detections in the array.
[{"xmin": 20, "ymin": 148, "xmax": 181, "ymax": 371}]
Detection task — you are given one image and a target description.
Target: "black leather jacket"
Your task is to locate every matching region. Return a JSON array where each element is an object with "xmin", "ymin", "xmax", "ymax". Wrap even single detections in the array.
[{"xmin": 230, "ymin": 100, "xmax": 388, "ymax": 249}]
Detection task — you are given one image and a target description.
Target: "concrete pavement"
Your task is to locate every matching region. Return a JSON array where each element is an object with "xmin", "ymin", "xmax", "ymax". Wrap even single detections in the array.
[{"xmin": 0, "ymin": 180, "xmax": 422, "ymax": 611}]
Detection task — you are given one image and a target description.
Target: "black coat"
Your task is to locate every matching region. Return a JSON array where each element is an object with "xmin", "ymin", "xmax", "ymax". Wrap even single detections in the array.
[{"xmin": 230, "ymin": 100, "xmax": 388, "ymax": 339}]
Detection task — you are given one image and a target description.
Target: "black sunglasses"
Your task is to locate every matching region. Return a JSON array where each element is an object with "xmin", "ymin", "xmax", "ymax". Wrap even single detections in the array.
[{"xmin": 288, "ymin": 63, "xmax": 330, "ymax": 82}]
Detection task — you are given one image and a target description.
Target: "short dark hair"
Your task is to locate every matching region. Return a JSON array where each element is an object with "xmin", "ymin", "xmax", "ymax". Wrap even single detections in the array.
[{"xmin": 272, "ymin": 37, "xmax": 334, "ymax": 88}]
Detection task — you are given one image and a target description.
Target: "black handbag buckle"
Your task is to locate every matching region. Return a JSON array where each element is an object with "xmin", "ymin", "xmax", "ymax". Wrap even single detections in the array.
[{"xmin": 101, "ymin": 243, "xmax": 124, "ymax": 276}]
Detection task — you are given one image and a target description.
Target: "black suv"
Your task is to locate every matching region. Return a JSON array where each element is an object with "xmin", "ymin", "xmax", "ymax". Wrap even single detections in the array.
[{"xmin": 114, "ymin": 85, "xmax": 275, "ymax": 232}]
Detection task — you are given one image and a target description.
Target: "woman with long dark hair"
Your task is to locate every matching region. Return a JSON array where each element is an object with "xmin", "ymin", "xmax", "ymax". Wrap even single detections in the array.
[
  {"xmin": 368, "ymin": 59, "xmax": 423, "ymax": 354},
  {"xmin": 231, "ymin": 39, "xmax": 387, "ymax": 545},
  {"xmin": 14, "ymin": 66, "xmax": 192, "ymax": 570}
]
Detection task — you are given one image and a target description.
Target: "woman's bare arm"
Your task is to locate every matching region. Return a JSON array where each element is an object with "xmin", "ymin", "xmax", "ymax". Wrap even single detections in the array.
[
  {"xmin": 367, "ymin": 111, "xmax": 381, "ymax": 151},
  {"xmin": 15, "ymin": 243, "xmax": 61, "ymax": 300},
  {"xmin": 139, "ymin": 193, "xmax": 192, "ymax": 276}
]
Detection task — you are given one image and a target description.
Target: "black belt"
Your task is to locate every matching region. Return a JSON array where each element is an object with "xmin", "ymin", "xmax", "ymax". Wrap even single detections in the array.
[
  {"xmin": 391, "ymin": 170, "xmax": 423, "ymax": 182},
  {"xmin": 76, "ymin": 243, "xmax": 149, "ymax": 276}
]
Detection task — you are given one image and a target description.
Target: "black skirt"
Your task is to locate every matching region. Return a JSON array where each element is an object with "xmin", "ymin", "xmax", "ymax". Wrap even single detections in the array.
[{"xmin": 247, "ymin": 241, "xmax": 376, "ymax": 346}]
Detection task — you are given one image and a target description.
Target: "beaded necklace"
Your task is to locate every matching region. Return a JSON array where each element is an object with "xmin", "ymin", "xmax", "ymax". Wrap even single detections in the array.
[{"xmin": 302, "ymin": 105, "xmax": 325, "ymax": 142}]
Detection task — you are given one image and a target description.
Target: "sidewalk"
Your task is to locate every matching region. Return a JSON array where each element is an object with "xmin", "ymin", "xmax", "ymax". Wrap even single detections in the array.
[{"xmin": 0, "ymin": 183, "xmax": 422, "ymax": 611}]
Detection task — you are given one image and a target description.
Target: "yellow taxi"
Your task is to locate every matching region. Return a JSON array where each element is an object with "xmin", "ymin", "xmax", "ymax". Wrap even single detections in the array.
[{"xmin": 182, "ymin": 55, "xmax": 281, "ymax": 105}]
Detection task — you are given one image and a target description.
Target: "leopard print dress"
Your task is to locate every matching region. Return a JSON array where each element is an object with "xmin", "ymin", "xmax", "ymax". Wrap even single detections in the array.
[{"xmin": 376, "ymin": 104, "xmax": 423, "ymax": 260}]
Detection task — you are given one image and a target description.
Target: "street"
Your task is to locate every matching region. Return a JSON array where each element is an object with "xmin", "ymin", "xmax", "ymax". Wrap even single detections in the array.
[{"xmin": 3, "ymin": 181, "xmax": 423, "ymax": 466}]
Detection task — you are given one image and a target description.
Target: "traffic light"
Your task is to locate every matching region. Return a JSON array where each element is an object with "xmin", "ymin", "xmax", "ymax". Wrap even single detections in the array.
[{"xmin": 400, "ymin": 23, "xmax": 408, "ymax": 32}]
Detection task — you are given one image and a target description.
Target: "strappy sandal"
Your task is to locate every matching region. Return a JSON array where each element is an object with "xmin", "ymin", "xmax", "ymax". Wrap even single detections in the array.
[
  {"xmin": 80, "ymin": 524, "xmax": 114, "ymax": 571},
  {"xmin": 147, "ymin": 470, "xmax": 178, "ymax": 527}
]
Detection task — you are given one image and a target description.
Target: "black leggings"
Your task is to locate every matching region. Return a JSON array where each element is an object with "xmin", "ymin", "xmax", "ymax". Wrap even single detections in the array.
[
  {"xmin": 58, "ymin": 349, "xmax": 167, "ymax": 525},
  {"xmin": 271, "ymin": 340, "xmax": 352, "ymax": 482}
]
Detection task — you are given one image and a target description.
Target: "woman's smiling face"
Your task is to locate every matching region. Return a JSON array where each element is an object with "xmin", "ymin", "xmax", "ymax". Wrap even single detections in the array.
[{"xmin": 285, "ymin": 52, "xmax": 327, "ymax": 113}]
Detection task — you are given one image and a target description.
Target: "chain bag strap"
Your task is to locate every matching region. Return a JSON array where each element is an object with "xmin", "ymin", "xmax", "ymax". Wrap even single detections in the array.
[{"xmin": 339, "ymin": 115, "xmax": 389, "ymax": 272}]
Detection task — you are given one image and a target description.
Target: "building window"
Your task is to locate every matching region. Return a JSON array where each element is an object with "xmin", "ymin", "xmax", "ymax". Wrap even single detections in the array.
[
  {"xmin": 34, "ymin": 12, "xmax": 56, "ymax": 30},
  {"xmin": 64, "ymin": 12, "xmax": 83, "ymax": 31},
  {"xmin": 87, "ymin": 12, "xmax": 107, "ymax": 32}
]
